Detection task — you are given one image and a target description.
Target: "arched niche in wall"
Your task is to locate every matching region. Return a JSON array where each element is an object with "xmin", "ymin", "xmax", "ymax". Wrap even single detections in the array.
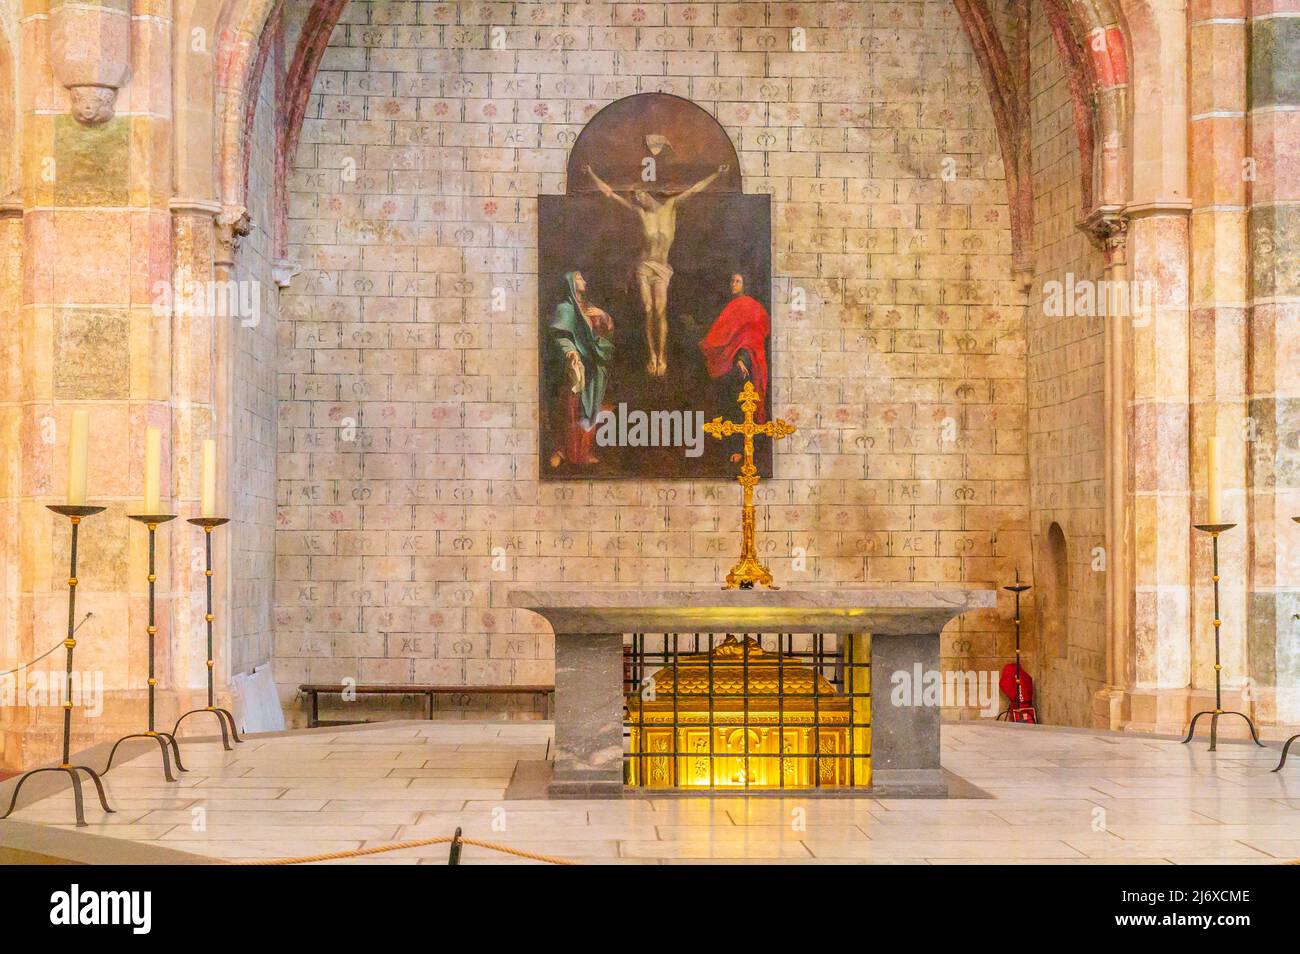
[{"xmin": 1039, "ymin": 522, "xmax": 1069, "ymax": 660}]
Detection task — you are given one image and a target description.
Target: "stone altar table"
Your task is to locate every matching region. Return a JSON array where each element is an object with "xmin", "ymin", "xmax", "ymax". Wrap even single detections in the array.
[{"xmin": 507, "ymin": 586, "xmax": 995, "ymax": 797}]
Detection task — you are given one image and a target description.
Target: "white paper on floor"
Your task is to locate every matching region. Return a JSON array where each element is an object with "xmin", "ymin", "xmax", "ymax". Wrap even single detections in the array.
[{"xmin": 230, "ymin": 664, "xmax": 285, "ymax": 734}]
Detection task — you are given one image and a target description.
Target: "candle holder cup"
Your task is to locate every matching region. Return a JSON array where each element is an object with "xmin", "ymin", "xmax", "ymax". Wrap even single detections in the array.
[
  {"xmin": 172, "ymin": 517, "xmax": 242, "ymax": 749},
  {"xmin": 104, "ymin": 515, "xmax": 187, "ymax": 781},
  {"xmin": 1183, "ymin": 523, "xmax": 1264, "ymax": 751},
  {"xmin": 1, "ymin": 506, "xmax": 115, "ymax": 826}
]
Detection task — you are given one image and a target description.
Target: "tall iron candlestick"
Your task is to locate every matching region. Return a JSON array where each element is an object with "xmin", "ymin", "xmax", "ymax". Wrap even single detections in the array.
[
  {"xmin": 1183, "ymin": 523, "xmax": 1264, "ymax": 751},
  {"xmin": 1273, "ymin": 516, "xmax": 1300, "ymax": 771},
  {"xmin": 1, "ymin": 506, "xmax": 114, "ymax": 826},
  {"xmin": 105, "ymin": 515, "xmax": 187, "ymax": 780},
  {"xmin": 172, "ymin": 517, "xmax": 241, "ymax": 748},
  {"xmin": 997, "ymin": 569, "xmax": 1035, "ymax": 722}
]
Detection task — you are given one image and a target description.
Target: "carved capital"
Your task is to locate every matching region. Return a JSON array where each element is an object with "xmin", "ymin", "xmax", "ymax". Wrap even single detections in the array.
[
  {"xmin": 1080, "ymin": 207, "xmax": 1128, "ymax": 265},
  {"xmin": 214, "ymin": 207, "xmax": 253, "ymax": 268}
]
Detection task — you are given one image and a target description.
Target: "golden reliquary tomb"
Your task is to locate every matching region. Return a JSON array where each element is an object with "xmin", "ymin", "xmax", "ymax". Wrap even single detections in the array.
[{"xmin": 626, "ymin": 635, "xmax": 871, "ymax": 789}]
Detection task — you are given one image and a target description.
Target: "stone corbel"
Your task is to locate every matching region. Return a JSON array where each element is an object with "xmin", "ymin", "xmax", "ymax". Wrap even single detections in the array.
[
  {"xmin": 1080, "ymin": 206, "xmax": 1129, "ymax": 268},
  {"xmin": 50, "ymin": 1, "xmax": 131, "ymax": 126},
  {"xmin": 214, "ymin": 207, "xmax": 253, "ymax": 269},
  {"xmin": 272, "ymin": 259, "xmax": 302, "ymax": 289}
]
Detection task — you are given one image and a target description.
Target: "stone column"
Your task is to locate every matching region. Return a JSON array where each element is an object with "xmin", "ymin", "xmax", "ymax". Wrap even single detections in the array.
[
  {"xmin": 1087, "ymin": 212, "xmax": 1132, "ymax": 729},
  {"xmin": 0, "ymin": 0, "xmax": 178, "ymax": 767},
  {"xmin": 1189, "ymin": 0, "xmax": 1251, "ymax": 725},
  {"xmin": 0, "ymin": 197, "xmax": 22, "ymax": 686},
  {"xmin": 168, "ymin": 200, "xmax": 230, "ymax": 711},
  {"xmin": 549, "ymin": 632, "xmax": 624, "ymax": 796},
  {"xmin": 1125, "ymin": 206, "xmax": 1193, "ymax": 730},
  {"xmin": 869, "ymin": 631, "xmax": 946, "ymax": 796},
  {"xmin": 1246, "ymin": 1, "xmax": 1300, "ymax": 726}
]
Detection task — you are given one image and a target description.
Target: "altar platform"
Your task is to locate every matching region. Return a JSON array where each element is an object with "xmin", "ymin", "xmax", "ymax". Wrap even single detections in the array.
[
  {"xmin": 2, "ymin": 719, "xmax": 1297, "ymax": 864},
  {"xmin": 507, "ymin": 585, "xmax": 996, "ymax": 797}
]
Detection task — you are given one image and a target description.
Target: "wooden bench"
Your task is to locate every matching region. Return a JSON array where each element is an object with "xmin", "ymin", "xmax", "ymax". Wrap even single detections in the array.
[{"xmin": 299, "ymin": 683, "xmax": 555, "ymax": 728}]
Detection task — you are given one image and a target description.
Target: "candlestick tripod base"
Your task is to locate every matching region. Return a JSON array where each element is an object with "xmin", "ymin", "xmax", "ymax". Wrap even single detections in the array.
[
  {"xmin": 1273, "ymin": 735, "xmax": 1300, "ymax": 772},
  {"xmin": 174, "ymin": 516, "xmax": 242, "ymax": 750},
  {"xmin": 172, "ymin": 706, "xmax": 242, "ymax": 750},
  {"xmin": 1182, "ymin": 709, "xmax": 1263, "ymax": 752},
  {"xmin": 1, "ymin": 505, "xmax": 115, "ymax": 826},
  {"xmin": 104, "ymin": 731, "xmax": 187, "ymax": 782},
  {"xmin": 1181, "ymin": 522, "xmax": 1263, "ymax": 752},
  {"xmin": 1, "ymin": 764, "xmax": 113, "ymax": 828},
  {"xmin": 103, "ymin": 513, "xmax": 188, "ymax": 781}
]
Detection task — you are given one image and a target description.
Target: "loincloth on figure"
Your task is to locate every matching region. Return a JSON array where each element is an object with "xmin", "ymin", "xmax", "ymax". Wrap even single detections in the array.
[{"xmin": 636, "ymin": 260, "xmax": 674, "ymax": 292}]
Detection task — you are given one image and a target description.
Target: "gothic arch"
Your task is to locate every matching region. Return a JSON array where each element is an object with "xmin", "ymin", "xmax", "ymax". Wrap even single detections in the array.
[{"xmin": 215, "ymin": 0, "xmax": 1138, "ymax": 261}]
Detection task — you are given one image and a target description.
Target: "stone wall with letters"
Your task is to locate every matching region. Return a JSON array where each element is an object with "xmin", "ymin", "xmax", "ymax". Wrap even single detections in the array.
[
  {"xmin": 274, "ymin": 0, "xmax": 1032, "ymax": 722},
  {"xmin": 232, "ymin": 47, "xmax": 285, "ymax": 677},
  {"xmin": 1025, "ymin": 8, "xmax": 1107, "ymax": 725}
]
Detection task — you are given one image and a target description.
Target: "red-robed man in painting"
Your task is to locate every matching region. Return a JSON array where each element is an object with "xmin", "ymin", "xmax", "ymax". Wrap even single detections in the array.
[{"xmin": 698, "ymin": 273, "xmax": 771, "ymax": 421}]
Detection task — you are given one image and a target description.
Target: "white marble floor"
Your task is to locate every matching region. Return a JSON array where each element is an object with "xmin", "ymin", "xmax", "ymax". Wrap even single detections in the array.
[{"xmin": 7, "ymin": 720, "xmax": 1300, "ymax": 864}]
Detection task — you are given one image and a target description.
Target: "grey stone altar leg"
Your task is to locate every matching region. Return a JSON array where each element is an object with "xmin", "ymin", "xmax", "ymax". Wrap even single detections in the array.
[
  {"xmin": 870, "ymin": 632, "xmax": 948, "ymax": 796},
  {"xmin": 549, "ymin": 632, "xmax": 625, "ymax": 797}
]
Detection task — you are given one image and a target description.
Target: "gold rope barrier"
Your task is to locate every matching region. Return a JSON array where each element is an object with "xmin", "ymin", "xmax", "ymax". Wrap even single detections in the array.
[{"xmin": 237, "ymin": 833, "xmax": 580, "ymax": 866}]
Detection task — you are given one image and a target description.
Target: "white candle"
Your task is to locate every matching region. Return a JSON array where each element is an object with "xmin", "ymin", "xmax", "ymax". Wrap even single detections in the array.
[
  {"xmin": 1207, "ymin": 433, "xmax": 1222, "ymax": 524},
  {"xmin": 143, "ymin": 426, "xmax": 161, "ymax": 515},
  {"xmin": 200, "ymin": 439, "xmax": 217, "ymax": 518},
  {"xmin": 67, "ymin": 409, "xmax": 89, "ymax": 506}
]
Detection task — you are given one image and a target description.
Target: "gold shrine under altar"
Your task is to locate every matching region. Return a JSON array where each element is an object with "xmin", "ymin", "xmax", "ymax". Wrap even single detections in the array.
[{"xmin": 626, "ymin": 635, "xmax": 871, "ymax": 789}]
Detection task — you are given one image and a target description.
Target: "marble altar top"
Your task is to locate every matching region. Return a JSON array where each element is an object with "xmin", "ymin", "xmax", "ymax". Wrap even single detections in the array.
[{"xmin": 506, "ymin": 585, "xmax": 995, "ymax": 635}]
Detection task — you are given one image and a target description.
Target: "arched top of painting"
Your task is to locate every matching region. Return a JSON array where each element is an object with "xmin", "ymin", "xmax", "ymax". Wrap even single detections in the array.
[{"xmin": 566, "ymin": 93, "xmax": 742, "ymax": 195}]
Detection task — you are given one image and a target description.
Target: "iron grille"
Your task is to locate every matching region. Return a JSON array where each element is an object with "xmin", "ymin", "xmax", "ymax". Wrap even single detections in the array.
[{"xmin": 623, "ymin": 632, "xmax": 871, "ymax": 791}]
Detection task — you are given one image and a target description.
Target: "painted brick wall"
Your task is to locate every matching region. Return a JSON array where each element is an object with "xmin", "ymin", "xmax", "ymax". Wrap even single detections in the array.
[
  {"xmin": 231, "ymin": 34, "xmax": 285, "ymax": 676},
  {"xmin": 275, "ymin": 0, "xmax": 1029, "ymax": 723},
  {"xmin": 1026, "ymin": 6, "xmax": 1106, "ymax": 725}
]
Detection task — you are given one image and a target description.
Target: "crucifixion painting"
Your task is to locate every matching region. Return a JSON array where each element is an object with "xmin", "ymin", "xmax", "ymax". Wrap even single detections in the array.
[
  {"xmin": 583, "ymin": 161, "xmax": 729, "ymax": 379},
  {"xmin": 538, "ymin": 93, "xmax": 773, "ymax": 480}
]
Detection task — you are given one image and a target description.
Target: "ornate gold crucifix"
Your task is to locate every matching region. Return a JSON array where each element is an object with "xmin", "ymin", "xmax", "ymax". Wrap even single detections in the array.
[{"xmin": 704, "ymin": 381, "xmax": 796, "ymax": 589}]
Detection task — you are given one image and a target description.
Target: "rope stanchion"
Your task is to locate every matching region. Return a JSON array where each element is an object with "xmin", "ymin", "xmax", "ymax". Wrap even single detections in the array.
[
  {"xmin": 235, "ymin": 831, "xmax": 581, "ymax": 866},
  {"xmin": 0, "ymin": 613, "xmax": 93, "ymax": 678}
]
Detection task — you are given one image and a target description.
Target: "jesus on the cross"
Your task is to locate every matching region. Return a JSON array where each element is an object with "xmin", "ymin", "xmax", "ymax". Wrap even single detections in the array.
[{"xmin": 584, "ymin": 162, "xmax": 728, "ymax": 378}]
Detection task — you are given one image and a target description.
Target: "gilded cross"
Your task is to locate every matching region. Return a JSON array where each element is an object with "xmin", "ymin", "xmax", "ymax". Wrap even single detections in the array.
[{"xmin": 703, "ymin": 381, "xmax": 796, "ymax": 589}]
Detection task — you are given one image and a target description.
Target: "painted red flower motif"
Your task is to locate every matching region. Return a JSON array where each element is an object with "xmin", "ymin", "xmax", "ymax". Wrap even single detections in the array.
[
  {"xmin": 382, "ymin": 200, "xmax": 397, "ymax": 216},
  {"xmin": 328, "ymin": 510, "xmax": 344, "ymax": 525},
  {"xmin": 484, "ymin": 201, "xmax": 498, "ymax": 216},
  {"xmin": 433, "ymin": 101, "xmax": 449, "ymax": 116},
  {"xmin": 683, "ymin": 6, "xmax": 698, "ymax": 20},
  {"xmin": 533, "ymin": 102, "xmax": 549, "ymax": 118},
  {"xmin": 483, "ymin": 103, "xmax": 498, "ymax": 117},
  {"xmin": 631, "ymin": 7, "xmax": 646, "ymax": 21}
]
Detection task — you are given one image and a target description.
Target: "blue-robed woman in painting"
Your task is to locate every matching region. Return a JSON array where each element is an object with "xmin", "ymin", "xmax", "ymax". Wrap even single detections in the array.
[{"xmin": 548, "ymin": 270, "xmax": 615, "ymax": 469}]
